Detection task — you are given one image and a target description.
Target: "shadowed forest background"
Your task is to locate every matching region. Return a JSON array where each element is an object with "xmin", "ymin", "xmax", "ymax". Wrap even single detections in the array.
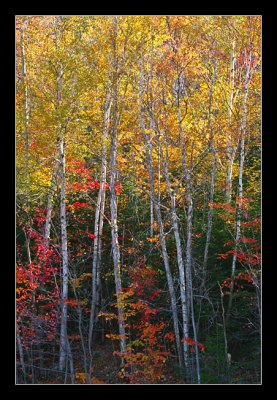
[{"xmin": 16, "ymin": 15, "xmax": 261, "ymax": 384}]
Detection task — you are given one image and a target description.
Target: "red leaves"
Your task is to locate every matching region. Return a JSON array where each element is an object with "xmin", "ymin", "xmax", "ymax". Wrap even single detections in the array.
[
  {"xmin": 164, "ymin": 332, "xmax": 175, "ymax": 342},
  {"xmin": 221, "ymin": 270, "xmax": 260, "ymax": 292},
  {"xmin": 87, "ymin": 232, "xmax": 97, "ymax": 239},
  {"xmin": 69, "ymin": 202, "xmax": 90, "ymax": 211},
  {"xmin": 217, "ymin": 249, "xmax": 261, "ymax": 266},
  {"xmin": 241, "ymin": 217, "xmax": 261, "ymax": 228},
  {"xmin": 115, "ymin": 183, "xmax": 124, "ymax": 194},
  {"xmin": 182, "ymin": 337, "xmax": 205, "ymax": 352},
  {"xmin": 209, "ymin": 202, "xmax": 236, "ymax": 214},
  {"xmin": 240, "ymin": 236, "xmax": 257, "ymax": 244},
  {"xmin": 16, "ymin": 221, "xmax": 60, "ymax": 349}
]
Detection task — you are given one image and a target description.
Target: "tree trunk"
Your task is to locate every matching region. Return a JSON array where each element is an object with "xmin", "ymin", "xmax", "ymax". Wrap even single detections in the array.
[
  {"xmin": 226, "ymin": 50, "xmax": 252, "ymax": 324},
  {"xmin": 225, "ymin": 40, "xmax": 237, "ymax": 203},
  {"xmin": 158, "ymin": 132, "xmax": 190, "ymax": 370},
  {"xmin": 58, "ymin": 133, "xmax": 70, "ymax": 372},
  {"xmin": 202, "ymin": 60, "xmax": 217, "ymax": 292},
  {"xmin": 20, "ymin": 16, "xmax": 29, "ymax": 176},
  {"xmin": 88, "ymin": 89, "xmax": 111, "ymax": 378},
  {"xmin": 177, "ymin": 101, "xmax": 193, "ymax": 319},
  {"xmin": 110, "ymin": 16, "xmax": 127, "ymax": 355},
  {"xmin": 44, "ymin": 157, "xmax": 59, "ymax": 247},
  {"xmin": 16, "ymin": 323, "xmax": 27, "ymax": 383},
  {"xmin": 139, "ymin": 53, "xmax": 183, "ymax": 368}
]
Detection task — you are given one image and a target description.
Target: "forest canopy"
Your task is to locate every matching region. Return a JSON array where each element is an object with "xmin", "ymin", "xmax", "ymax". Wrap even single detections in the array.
[{"xmin": 16, "ymin": 15, "xmax": 261, "ymax": 385}]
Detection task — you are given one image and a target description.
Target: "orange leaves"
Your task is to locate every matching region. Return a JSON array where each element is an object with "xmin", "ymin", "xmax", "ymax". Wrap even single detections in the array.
[
  {"xmin": 146, "ymin": 236, "xmax": 159, "ymax": 243},
  {"xmin": 92, "ymin": 377, "xmax": 105, "ymax": 384},
  {"xmin": 130, "ymin": 300, "xmax": 157, "ymax": 319},
  {"xmin": 115, "ymin": 347, "xmax": 168, "ymax": 384},
  {"xmin": 125, "ymin": 246, "xmax": 136, "ymax": 254},
  {"xmin": 241, "ymin": 216, "xmax": 261, "ymax": 228},
  {"xmin": 97, "ymin": 312, "xmax": 118, "ymax": 321},
  {"xmin": 209, "ymin": 202, "xmax": 236, "ymax": 214},
  {"xmin": 164, "ymin": 332, "xmax": 175, "ymax": 342},
  {"xmin": 75, "ymin": 371, "xmax": 105, "ymax": 384}
]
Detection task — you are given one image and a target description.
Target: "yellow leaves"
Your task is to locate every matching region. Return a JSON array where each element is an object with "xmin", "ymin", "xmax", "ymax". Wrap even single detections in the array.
[
  {"xmin": 75, "ymin": 372, "xmax": 105, "ymax": 384},
  {"xmin": 75, "ymin": 372, "xmax": 86, "ymax": 383},
  {"xmin": 97, "ymin": 312, "xmax": 118, "ymax": 321},
  {"xmin": 105, "ymin": 333, "xmax": 128, "ymax": 341},
  {"xmin": 71, "ymin": 273, "xmax": 92, "ymax": 288}
]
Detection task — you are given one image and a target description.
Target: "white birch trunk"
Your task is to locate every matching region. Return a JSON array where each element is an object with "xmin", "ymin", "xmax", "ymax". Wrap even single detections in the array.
[
  {"xmin": 202, "ymin": 60, "xmax": 217, "ymax": 291},
  {"xmin": 16, "ymin": 323, "xmax": 27, "ymax": 383},
  {"xmin": 226, "ymin": 50, "xmax": 252, "ymax": 323},
  {"xmin": 225, "ymin": 40, "xmax": 237, "ymax": 203},
  {"xmin": 20, "ymin": 16, "xmax": 29, "ymax": 176},
  {"xmin": 110, "ymin": 16, "xmax": 127, "ymax": 354},
  {"xmin": 177, "ymin": 104, "xmax": 193, "ymax": 316},
  {"xmin": 139, "ymin": 55, "xmax": 182, "ymax": 367},
  {"xmin": 88, "ymin": 91, "xmax": 111, "ymax": 376},
  {"xmin": 159, "ymin": 134, "xmax": 190, "ymax": 369},
  {"xmin": 58, "ymin": 134, "xmax": 69, "ymax": 371},
  {"xmin": 53, "ymin": 17, "xmax": 71, "ymax": 373},
  {"xmin": 44, "ymin": 157, "xmax": 59, "ymax": 247}
]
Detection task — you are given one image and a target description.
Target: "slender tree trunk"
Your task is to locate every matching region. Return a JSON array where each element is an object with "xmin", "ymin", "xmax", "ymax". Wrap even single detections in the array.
[
  {"xmin": 44, "ymin": 158, "xmax": 59, "ymax": 247},
  {"xmin": 20, "ymin": 16, "xmax": 29, "ymax": 176},
  {"xmin": 110, "ymin": 131, "xmax": 127, "ymax": 354},
  {"xmin": 177, "ymin": 100, "xmax": 193, "ymax": 319},
  {"xmin": 202, "ymin": 60, "xmax": 217, "ymax": 292},
  {"xmin": 58, "ymin": 133, "xmax": 69, "ymax": 372},
  {"xmin": 96, "ymin": 183, "xmax": 106, "ymax": 312},
  {"xmin": 88, "ymin": 90, "xmax": 111, "ymax": 379},
  {"xmin": 225, "ymin": 40, "xmax": 236, "ymax": 203},
  {"xmin": 110, "ymin": 16, "xmax": 127, "ymax": 355},
  {"xmin": 16, "ymin": 323, "xmax": 27, "ymax": 383},
  {"xmin": 189, "ymin": 270, "xmax": 201, "ymax": 384},
  {"xmin": 139, "ymin": 53, "xmax": 182, "ymax": 367},
  {"xmin": 202, "ymin": 157, "xmax": 216, "ymax": 290},
  {"xmin": 176, "ymin": 83, "xmax": 200, "ymax": 381},
  {"xmin": 218, "ymin": 282, "xmax": 230, "ymax": 366},
  {"xmin": 52, "ymin": 16, "xmax": 71, "ymax": 374},
  {"xmin": 159, "ymin": 134, "xmax": 190, "ymax": 370},
  {"xmin": 226, "ymin": 50, "xmax": 252, "ymax": 324}
]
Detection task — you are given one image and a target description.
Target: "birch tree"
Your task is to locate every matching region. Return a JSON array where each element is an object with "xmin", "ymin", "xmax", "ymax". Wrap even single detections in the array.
[{"xmin": 109, "ymin": 16, "xmax": 127, "ymax": 355}]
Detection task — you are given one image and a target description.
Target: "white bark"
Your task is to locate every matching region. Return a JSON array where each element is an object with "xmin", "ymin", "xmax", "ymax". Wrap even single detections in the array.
[
  {"xmin": 88, "ymin": 90, "xmax": 111, "ymax": 375},
  {"xmin": 176, "ymin": 83, "xmax": 200, "ymax": 381},
  {"xmin": 44, "ymin": 158, "xmax": 59, "ymax": 247},
  {"xmin": 139, "ymin": 55, "xmax": 183, "ymax": 367},
  {"xmin": 58, "ymin": 134, "xmax": 69, "ymax": 371},
  {"xmin": 202, "ymin": 60, "xmax": 217, "ymax": 291},
  {"xmin": 159, "ymin": 134, "xmax": 190, "ymax": 369},
  {"xmin": 110, "ymin": 16, "xmax": 127, "ymax": 355},
  {"xmin": 16, "ymin": 323, "xmax": 27, "ymax": 383},
  {"xmin": 53, "ymin": 16, "xmax": 71, "ymax": 374},
  {"xmin": 177, "ymin": 103, "xmax": 193, "ymax": 316},
  {"xmin": 226, "ymin": 50, "xmax": 252, "ymax": 323},
  {"xmin": 20, "ymin": 16, "xmax": 30, "ymax": 175},
  {"xmin": 225, "ymin": 40, "xmax": 237, "ymax": 203}
]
